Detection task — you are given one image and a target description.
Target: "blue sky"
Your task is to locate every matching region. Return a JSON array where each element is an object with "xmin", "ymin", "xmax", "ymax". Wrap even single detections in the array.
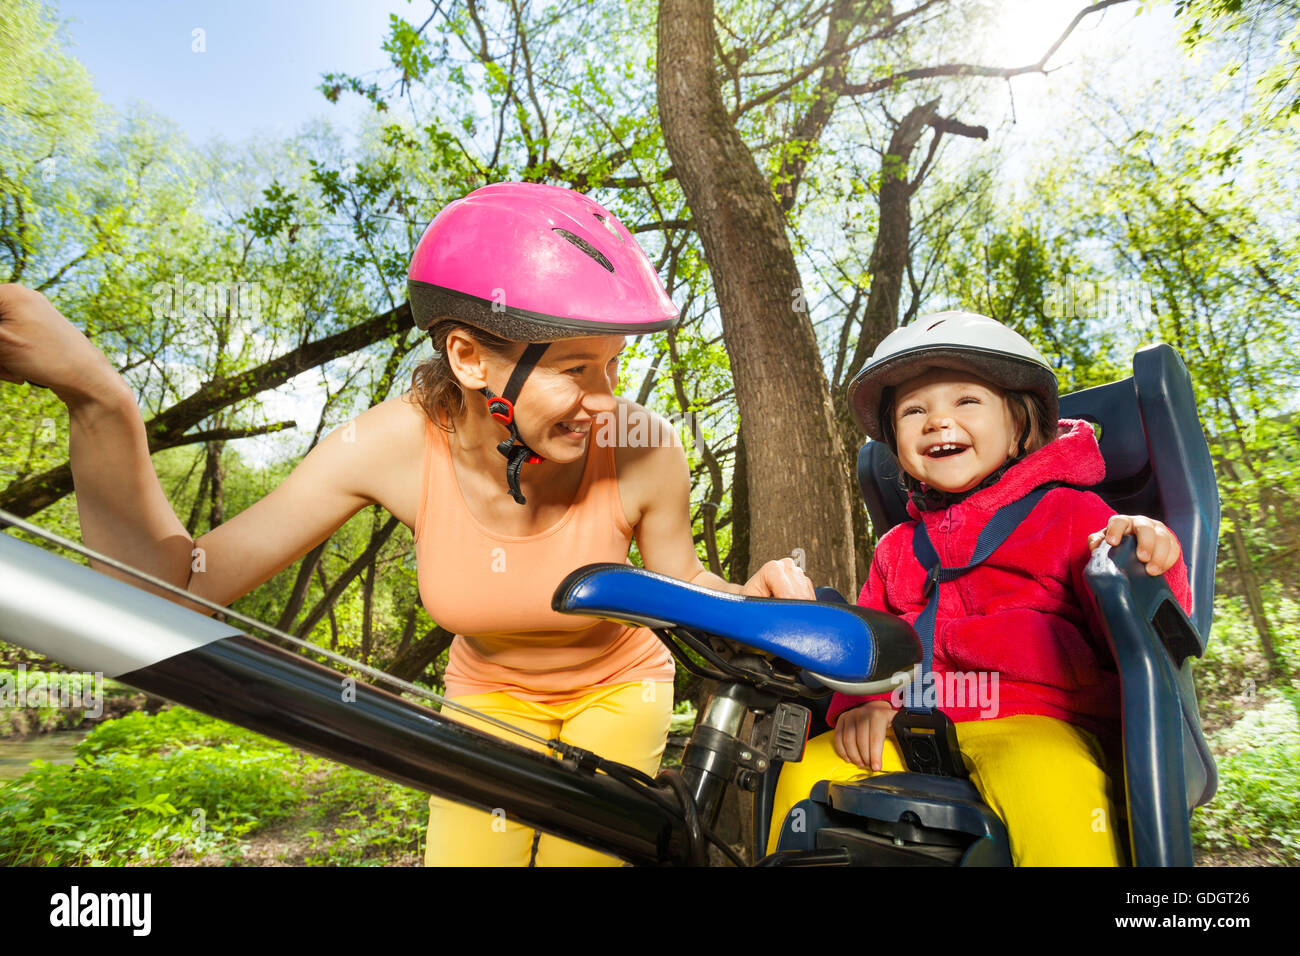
[
  {"xmin": 54, "ymin": 0, "xmax": 416, "ymax": 145},
  {"xmin": 49, "ymin": 1, "xmax": 1182, "ymax": 155}
]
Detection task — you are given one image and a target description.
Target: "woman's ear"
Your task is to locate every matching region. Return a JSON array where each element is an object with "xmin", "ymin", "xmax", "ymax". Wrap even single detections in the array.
[{"xmin": 444, "ymin": 329, "xmax": 491, "ymax": 390}]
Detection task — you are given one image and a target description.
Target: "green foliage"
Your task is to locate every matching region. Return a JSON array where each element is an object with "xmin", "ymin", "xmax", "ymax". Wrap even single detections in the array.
[
  {"xmin": 0, "ymin": 708, "xmax": 306, "ymax": 865},
  {"xmin": 0, "ymin": 669, "xmax": 136, "ymax": 737},
  {"xmin": 1192, "ymin": 693, "xmax": 1300, "ymax": 861},
  {"xmin": 1174, "ymin": 0, "xmax": 1300, "ymax": 123},
  {"xmin": 300, "ymin": 766, "xmax": 427, "ymax": 866},
  {"xmin": 0, "ymin": 706, "xmax": 429, "ymax": 866},
  {"xmin": 1190, "ymin": 591, "xmax": 1300, "ymax": 860}
]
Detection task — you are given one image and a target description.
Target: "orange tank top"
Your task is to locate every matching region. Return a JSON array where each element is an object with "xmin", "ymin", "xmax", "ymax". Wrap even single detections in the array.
[{"xmin": 413, "ymin": 417, "xmax": 675, "ymax": 701}]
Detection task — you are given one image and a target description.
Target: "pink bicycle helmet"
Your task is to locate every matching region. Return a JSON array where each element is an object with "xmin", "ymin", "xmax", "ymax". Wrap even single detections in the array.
[{"xmin": 407, "ymin": 182, "xmax": 680, "ymax": 504}]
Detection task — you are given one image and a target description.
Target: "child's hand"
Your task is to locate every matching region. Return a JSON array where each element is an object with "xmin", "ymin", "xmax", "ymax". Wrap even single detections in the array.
[
  {"xmin": 1088, "ymin": 515, "xmax": 1182, "ymax": 576},
  {"xmin": 833, "ymin": 700, "xmax": 895, "ymax": 771},
  {"xmin": 740, "ymin": 557, "xmax": 816, "ymax": 599}
]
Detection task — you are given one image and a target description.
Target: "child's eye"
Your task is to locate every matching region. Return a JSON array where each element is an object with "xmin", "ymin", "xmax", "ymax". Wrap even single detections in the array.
[
  {"xmin": 566, "ymin": 365, "xmax": 588, "ymax": 376},
  {"xmin": 958, "ymin": 396, "xmax": 980, "ymax": 405},
  {"xmin": 900, "ymin": 406, "xmax": 923, "ymax": 416}
]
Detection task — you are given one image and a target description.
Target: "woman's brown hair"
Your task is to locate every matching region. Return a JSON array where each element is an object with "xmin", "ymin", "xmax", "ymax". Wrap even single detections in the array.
[{"xmin": 409, "ymin": 319, "xmax": 518, "ymax": 431}]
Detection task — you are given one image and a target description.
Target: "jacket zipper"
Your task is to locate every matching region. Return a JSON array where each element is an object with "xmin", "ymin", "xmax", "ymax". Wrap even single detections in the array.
[{"xmin": 931, "ymin": 505, "xmax": 972, "ymax": 624}]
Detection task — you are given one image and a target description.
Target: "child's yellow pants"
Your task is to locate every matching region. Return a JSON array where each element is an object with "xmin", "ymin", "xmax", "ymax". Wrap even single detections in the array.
[
  {"xmin": 768, "ymin": 714, "xmax": 1126, "ymax": 866},
  {"xmin": 424, "ymin": 680, "xmax": 674, "ymax": 866}
]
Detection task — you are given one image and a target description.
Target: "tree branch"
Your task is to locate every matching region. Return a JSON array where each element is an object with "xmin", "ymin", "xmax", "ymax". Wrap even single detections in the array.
[{"xmin": 1, "ymin": 302, "xmax": 411, "ymax": 517}]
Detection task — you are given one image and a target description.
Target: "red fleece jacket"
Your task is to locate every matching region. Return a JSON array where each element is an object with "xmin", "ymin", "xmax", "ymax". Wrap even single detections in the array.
[{"xmin": 826, "ymin": 419, "xmax": 1194, "ymax": 744}]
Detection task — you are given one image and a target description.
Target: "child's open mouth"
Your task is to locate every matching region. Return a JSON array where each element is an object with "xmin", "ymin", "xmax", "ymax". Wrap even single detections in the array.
[{"xmin": 925, "ymin": 443, "xmax": 968, "ymax": 458}]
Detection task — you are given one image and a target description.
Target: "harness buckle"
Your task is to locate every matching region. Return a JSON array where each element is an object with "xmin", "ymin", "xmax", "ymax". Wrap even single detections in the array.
[{"xmin": 892, "ymin": 707, "xmax": 970, "ymax": 779}]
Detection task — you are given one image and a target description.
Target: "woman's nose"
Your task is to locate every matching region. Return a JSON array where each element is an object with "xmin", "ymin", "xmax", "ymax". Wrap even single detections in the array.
[{"xmin": 584, "ymin": 372, "xmax": 617, "ymax": 414}]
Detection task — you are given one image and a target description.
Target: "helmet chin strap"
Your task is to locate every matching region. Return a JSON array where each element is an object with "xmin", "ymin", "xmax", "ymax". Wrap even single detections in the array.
[{"xmin": 482, "ymin": 342, "xmax": 550, "ymax": 505}]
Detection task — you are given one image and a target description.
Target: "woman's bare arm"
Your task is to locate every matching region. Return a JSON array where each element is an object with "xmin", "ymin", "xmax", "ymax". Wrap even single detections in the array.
[
  {"xmin": 182, "ymin": 395, "xmax": 423, "ymax": 610},
  {"xmin": 3, "ymin": 285, "xmax": 424, "ymax": 615},
  {"xmin": 66, "ymin": 385, "xmax": 407, "ymax": 614},
  {"xmin": 67, "ymin": 382, "xmax": 201, "ymax": 594}
]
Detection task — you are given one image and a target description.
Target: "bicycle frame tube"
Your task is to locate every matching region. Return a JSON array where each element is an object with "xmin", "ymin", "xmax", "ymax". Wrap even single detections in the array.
[{"xmin": 0, "ymin": 532, "xmax": 690, "ymax": 865}]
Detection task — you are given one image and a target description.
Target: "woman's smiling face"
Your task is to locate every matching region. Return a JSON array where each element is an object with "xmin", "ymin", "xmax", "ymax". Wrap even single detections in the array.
[
  {"xmin": 507, "ymin": 334, "xmax": 625, "ymax": 461},
  {"xmin": 892, "ymin": 367, "xmax": 1020, "ymax": 494}
]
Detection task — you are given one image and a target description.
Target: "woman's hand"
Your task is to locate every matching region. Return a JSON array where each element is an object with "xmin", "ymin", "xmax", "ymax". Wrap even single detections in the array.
[
  {"xmin": 740, "ymin": 557, "xmax": 817, "ymax": 600},
  {"xmin": 0, "ymin": 284, "xmax": 121, "ymax": 404},
  {"xmin": 1088, "ymin": 514, "xmax": 1182, "ymax": 576},
  {"xmin": 833, "ymin": 700, "xmax": 895, "ymax": 771}
]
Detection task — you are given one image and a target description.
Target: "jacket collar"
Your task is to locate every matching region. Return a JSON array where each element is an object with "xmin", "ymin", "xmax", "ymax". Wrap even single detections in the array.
[{"xmin": 904, "ymin": 418, "xmax": 1106, "ymax": 520}]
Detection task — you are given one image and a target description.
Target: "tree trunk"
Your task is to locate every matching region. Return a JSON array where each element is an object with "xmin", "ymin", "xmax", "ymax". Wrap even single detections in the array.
[
  {"xmin": 205, "ymin": 439, "xmax": 226, "ymax": 529},
  {"xmin": 657, "ymin": 0, "xmax": 854, "ymax": 593},
  {"xmin": 294, "ymin": 513, "xmax": 400, "ymax": 639},
  {"xmin": 728, "ymin": 427, "xmax": 750, "ymax": 584},
  {"xmin": 1225, "ymin": 509, "xmax": 1284, "ymax": 680},
  {"xmin": 387, "ymin": 626, "xmax": 456, "ymax": 684},
  {"xmin": 845, "ymin": 100, "xmax": 941, "ymax": 380},
  {"xmin": 274, "ymin": 540, "xmax": 328, "ymax": 632}
]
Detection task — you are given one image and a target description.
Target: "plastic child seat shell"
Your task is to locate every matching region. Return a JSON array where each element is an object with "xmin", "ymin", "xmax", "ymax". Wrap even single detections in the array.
[{"xmin": 775, "ymin": 778, "xmax": 1013, "ymax": 866}]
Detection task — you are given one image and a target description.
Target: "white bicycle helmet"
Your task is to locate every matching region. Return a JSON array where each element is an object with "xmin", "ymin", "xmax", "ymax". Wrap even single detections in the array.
[{"xmin": 847, "ymin": 311, "xmax": 1059, "ymax": 442}]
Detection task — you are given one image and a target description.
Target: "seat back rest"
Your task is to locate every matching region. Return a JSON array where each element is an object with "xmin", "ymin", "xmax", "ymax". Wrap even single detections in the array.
[
  {"xmin": 1133, "ymin": 344, "xmax": 1221, "ymax": 641},
  {"xmin": 1058, "ymin": 345, "xmax": 1218, "ymax": 641},
  {"xmin": 858, "ymin": 441, "xmax": 909, "ymax": 538}
]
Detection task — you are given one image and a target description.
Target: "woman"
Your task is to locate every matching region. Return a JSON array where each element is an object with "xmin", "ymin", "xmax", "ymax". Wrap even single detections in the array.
[{"xmin": 0, "ymin": 181, "xmax": 814, "ymax": 866}]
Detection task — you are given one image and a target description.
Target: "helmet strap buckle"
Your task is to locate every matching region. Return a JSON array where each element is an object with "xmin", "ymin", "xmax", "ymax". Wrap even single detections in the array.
[{"xmin": 480, "ymin": 342, "xmax": 550, "ymax": 505}]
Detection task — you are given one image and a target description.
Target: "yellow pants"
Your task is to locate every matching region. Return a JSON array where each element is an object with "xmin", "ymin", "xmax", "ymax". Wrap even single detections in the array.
[
  {"xmin": 768, "ymin": 714, "xmax": 1125, "ymax": 866},
  {"xmin": 425, "ymin": 680, "xmax": 674, "ymax": 866}
]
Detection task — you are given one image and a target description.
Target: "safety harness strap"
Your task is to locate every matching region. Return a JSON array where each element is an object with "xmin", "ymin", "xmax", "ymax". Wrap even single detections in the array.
[{"xmin": 905, "ymin": 482, "xmax": 1078, "ymax": 710}]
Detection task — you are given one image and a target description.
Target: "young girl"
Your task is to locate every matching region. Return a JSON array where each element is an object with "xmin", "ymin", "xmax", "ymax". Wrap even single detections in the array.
[
  {"xmin": 768, "ymin": 311, "xmax": 1192, "ymax": 866},
  {"xmin": 0, "ymin": 181, "xmax": 815, "ymax": 867}
]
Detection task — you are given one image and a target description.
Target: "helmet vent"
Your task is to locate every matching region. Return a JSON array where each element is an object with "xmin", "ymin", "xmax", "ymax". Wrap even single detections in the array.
[
  {"xmin": 552, "ymin": 228, "xmax": 615, "ymax": 273},
  {"xmin": 925, "ymin": 319, "xmax": 946, "ymax": 331},
  {"xmin": 592, "ymin": 213, "xmax": 625, "ymax": 243}
]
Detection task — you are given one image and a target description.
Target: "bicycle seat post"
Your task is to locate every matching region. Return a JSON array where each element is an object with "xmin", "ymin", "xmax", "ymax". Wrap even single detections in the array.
[{"xmin": 680, "ymin": 665, "xmax": 780, "ymax": 829}]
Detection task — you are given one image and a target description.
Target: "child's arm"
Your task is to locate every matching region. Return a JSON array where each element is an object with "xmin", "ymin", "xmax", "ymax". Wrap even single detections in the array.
[{"xmin": 1070, "ymin": 498, "xmax": 1194, "ymax": 670}]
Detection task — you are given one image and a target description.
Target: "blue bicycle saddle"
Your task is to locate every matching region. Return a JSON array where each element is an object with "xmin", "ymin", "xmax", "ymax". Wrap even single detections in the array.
[{"xmin": 552, "ymin": 563, "xmax": 920, "ymax": 692}]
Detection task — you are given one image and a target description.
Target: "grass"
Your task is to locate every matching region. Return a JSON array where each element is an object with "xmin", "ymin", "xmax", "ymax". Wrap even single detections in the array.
[{"xmin": 0, "ymin": 706, "xmax": 426, "ymax": 866}]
